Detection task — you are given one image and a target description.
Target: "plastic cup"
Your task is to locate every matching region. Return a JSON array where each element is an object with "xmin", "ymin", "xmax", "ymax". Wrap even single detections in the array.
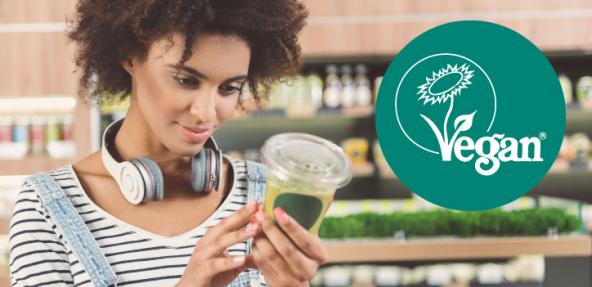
[{"xmin": 260, "ymin": 133, "xmax": 353, "ymax": 235}]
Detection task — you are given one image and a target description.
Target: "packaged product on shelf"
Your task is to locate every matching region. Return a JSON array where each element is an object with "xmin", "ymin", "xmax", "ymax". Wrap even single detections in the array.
[
  {"xmin": 558, "ymin": 74, "xmax": 573, "ymax": 105},
  {"xmin": 354, "ymin": 64, "xmax": 373, "ymax": 107},
  {"xmin": 0, "ymin": 116, "xmax": 13, "ymax": 143},
  {"xmin": 551, "ymin": 136, "xmax": 573, "ymax": 171},
  {"xmin": 350, "ymin": 265, "xmax": 375, "ymax": 287},
  {"xmin": 477, "ymin": 263, "xmax": 505, "ymax": 284},
  {"xmin": 340, "ymin": 65, "xmax": 356, "ymax": 108},
  {"xmin": 323, "ymin": 64, "xmax": 342, "ymax": 108},
  {"xmin": 323, "ymin": 266, "xmax": 352, "ymax": 287},
  {"xmin": 45, "ymin": 114, "xmax": 76, "ymax": 159},
  {"xmin": 341, "ymin": 138, "xmax": 369, "ymax": 167},
  {"xmin": 288, "ymin": 75, "xmax": 312, "ymax": 110},
  {"xmin": 45, "ymin": 115, "xmax": 61, "ymax": 143},
  {"xmin": 374, "ymin": 266, "xmax": 402, "ymax": 287},
  {"xmin": 569, "ymin": 133, "xmax": 590, "ymax": 167},
  {"xmin": 426, "ymin": 264, "xmax": 453, "ymax": 285},
  {"xmin": 61, "ymin": 114, "xmax": 74, "ymax": 141},
  {"xmin": 267, "ymin": 80, "xmax": 290, "ymax": 110},
  {"xmin": 505, "ymin": 255, "xmax": 545, "ymax": 283},
  {"xmin": 13, "ymin": 116, "xmax": 30, "ymax": 145},
  {"xmin": 373, "ymin": 140, "xmax": 395, "ymax": 178},
  {"xmin": 30, "ymin": 115, "xmax": 47, "ymax": 155},
  {"xmin": 450, "ymin": 263, "xmax": 477, "ymax": 284},
  {"xmin": 576, "ymin": 75, "xmax": 592, "ymax": 110},
  {"xmin": 307, "ymin": 72, "xmax": 324, "ymax": 109}
]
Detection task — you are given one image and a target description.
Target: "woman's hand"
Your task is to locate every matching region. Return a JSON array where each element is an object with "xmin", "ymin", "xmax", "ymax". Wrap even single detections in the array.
[
  {"xmin": 247, "ymin": 204, "xmax": 329, "ymax": 287},
  {"xmin": 176, "ymin": 200, "xmax": 261, "ymax": 287}
]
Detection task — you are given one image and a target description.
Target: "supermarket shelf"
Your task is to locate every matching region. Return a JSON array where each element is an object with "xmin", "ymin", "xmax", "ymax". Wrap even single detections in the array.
[
  {"xmin": 566, "ymin": 107, "xmax": 592, "ymax": 135},
  {"xmin": 0, "ymin": 155, "xmax": 71, "ymax": 176},
  {"xmin": 323, "ymin": 235, "xmax": 592, "ymax": 263},
  {"xmin": 235, "ymin": 106, "xmax": 375, "ymax": 120},
  {"xmin": 530, "ymin": 170, "xmax": 592, "ymax": 202},
  {"xmin": 377, "ymin": 169, "xmax": 592, "ymax": 202}
]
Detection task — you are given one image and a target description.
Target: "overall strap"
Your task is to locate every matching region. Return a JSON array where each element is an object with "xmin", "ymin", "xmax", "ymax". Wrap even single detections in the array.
[
  {"xmin": 244, "ymin": 160, "xmax": 267, "ymax": 205},
  {"xmin": 227, "ymin": 160, "xmax": 268, "ymax": 286},
  {"xmin": 28, "ymin": 172, "xmax": 119, "ymax": 287},
  {"xmin": 243, "ymin": 160, "xmax": 267, "ymax": 258}
]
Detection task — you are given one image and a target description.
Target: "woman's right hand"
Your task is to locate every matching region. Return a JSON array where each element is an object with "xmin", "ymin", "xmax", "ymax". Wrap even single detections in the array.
[{"xmin": 175, "ymin": 199, "xmax": 260, "ymax": 287}]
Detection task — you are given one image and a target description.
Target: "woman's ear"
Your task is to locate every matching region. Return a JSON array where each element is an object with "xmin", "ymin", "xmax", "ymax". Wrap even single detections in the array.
[{"xmin": 121, "ymin": 58, "xmax": 135, "ymax": 76}]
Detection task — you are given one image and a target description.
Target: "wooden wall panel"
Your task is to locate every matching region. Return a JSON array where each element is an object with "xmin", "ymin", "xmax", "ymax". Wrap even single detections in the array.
[
  {"xmin": 0, "ymin": 32, "xmax": 77, "ymax": 97},
  {"xmin": 300, "ymin": 0, "xmax": 592, "ymax": 56},
  {"xmin": 0, "ymin": 0, "xmax": 76, "ymax": 23}
]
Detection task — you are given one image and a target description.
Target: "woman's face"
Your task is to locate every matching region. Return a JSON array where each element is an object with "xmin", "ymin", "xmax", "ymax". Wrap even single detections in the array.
[{"xmin": 124, "ymin": 32, "xmax": 250, "ymax": 156}]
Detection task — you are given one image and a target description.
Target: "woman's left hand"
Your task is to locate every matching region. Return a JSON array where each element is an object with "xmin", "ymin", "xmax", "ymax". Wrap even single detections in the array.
[{"xmin": 246, "ymin": 204, "xmax": 328, "ymax": 287}]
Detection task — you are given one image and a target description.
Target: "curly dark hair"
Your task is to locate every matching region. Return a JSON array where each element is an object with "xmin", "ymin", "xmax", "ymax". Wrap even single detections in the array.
[{"xmin": 67, "ymin": 0, "xmax": 308, "ymax": 106}]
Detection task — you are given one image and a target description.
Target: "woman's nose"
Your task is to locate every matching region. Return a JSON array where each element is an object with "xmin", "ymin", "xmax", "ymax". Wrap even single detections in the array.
[{"xmin": 190, "ymin": 89, "xmax": 217, "ymax": 123}]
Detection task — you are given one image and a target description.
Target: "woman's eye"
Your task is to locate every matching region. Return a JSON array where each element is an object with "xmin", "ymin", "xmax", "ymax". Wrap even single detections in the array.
[
  {"xmin": 174, "ymin": 76, "xmax": 198, "ymax": 88},
  {"xmin": 219, "ymin": 84, "xmax": 241, "ymax": 96}
]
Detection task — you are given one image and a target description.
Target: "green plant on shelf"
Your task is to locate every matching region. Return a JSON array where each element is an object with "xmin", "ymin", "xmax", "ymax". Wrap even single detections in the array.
[{"xmin": 318, "ymin": 208, "xmax": 580, "ymax": 239}]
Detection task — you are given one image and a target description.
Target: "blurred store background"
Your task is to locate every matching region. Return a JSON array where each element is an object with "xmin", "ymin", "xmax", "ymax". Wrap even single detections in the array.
[{"xmin": 1, "ymin": 1, "xmax": 592, "ymax": 286}]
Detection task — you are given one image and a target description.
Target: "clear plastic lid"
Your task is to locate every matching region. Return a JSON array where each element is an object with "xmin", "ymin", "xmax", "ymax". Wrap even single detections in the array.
[{"xmin": 260, "ymin": 133, "xmax": 353, "ymax": 188}]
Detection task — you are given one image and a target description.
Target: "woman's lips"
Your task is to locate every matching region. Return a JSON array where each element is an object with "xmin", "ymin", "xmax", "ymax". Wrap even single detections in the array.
[{"xmin": 178, "ymin": 124, "xmax": 210, "ymax": 143}]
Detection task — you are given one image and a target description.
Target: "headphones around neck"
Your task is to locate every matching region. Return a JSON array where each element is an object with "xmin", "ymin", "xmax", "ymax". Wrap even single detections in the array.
[{"xmin": 101, "ymin": 118, "xmax": 222, "ymax": 205}]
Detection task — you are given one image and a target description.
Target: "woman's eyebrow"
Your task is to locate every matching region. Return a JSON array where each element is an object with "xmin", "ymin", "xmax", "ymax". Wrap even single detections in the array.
[{"xmin": 166, "ymin": 64, "xmax": 247, "ymax": 82}]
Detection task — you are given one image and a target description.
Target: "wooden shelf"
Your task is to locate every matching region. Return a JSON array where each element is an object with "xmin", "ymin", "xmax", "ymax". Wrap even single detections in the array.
[
  {"xmin": 0, "ymin": 155, "xmax": 71, "ymax": 176},
  {"xmin": 323, "ymin": 235, "xmax": 592, "ymax": 263}
]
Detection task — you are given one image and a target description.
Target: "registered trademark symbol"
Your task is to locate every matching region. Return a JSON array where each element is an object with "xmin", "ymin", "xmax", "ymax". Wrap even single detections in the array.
[{"xmin": 539, "ymin": 132, "xmax": 547, "ymax": 140}]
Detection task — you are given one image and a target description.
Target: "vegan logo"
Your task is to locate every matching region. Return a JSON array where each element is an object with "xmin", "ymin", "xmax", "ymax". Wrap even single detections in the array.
[
  {"xmin": 397, "ymin": 54, "xmax": 544, "ymax": 176},
  {"xmin": 376, "ymin": 21, "xmax": 565, "ymax": 210}
]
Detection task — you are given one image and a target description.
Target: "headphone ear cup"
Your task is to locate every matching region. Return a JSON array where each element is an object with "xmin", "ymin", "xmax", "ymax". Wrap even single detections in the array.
[
  {"xmin": 191, "ymin": 149, "xmax": 207, "ymax": 193},
  {"xmin": 135, "ymin": 157, "xmax": 164, "ymax": 201}
]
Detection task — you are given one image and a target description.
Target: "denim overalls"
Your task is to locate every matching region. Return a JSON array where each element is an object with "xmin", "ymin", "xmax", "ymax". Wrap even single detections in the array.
[{"xmin": 27, "ymin": 160, "xmax": 267, "ymax": 287}]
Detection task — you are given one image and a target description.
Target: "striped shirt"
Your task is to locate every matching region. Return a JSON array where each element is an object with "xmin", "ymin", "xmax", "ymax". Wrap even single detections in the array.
[{"xmin": 8, "ymin": 156, "xmax": 267, "ymax": 286}]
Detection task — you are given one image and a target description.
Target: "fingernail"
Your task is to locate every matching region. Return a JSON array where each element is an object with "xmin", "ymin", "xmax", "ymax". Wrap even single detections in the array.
[
  {"xmin": 246, "ymin": 199, "xmax": 257, "ymax": 212},
  {"xmin": 274, "ymin": 207, "xmax": 290, "ymax": 225},
  {"xmin": 233, "ymin": 256, "xmax": 246, "ymax": 264},
  {"xmin": 246, "ymin": 223, "xmax": 259, "ymax": 234},
  {"xmin": 255, "ymin": 210, "xmax": 265, "ymax": 223}
]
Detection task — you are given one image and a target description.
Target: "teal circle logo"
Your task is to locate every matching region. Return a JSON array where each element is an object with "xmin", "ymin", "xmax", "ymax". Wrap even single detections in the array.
[{"xmin": 376, "ymin": 21, "xmax": 565, "ymax": 211}]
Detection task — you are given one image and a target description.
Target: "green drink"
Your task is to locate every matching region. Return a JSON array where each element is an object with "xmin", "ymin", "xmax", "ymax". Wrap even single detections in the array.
[{"xmin": 261, "ymin": 133, "xmax": 352, "ymax": 235}]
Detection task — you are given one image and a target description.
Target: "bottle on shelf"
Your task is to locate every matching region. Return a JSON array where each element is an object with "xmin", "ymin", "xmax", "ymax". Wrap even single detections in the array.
[
  {"xmin": 576, "ymin": 75, "xmax": 592, "ymax": 110},
  {"xmin": 323, "ymin": 64, "xmax": 342, "ymax": 109},
  {"xmin": 30, "ymin": 115, "xmax": 47, "ymax": 156},
  {"xmin": 354, "ymin": 64, "xmax": 373, "ymax": 107},
  {"xmin": 374, "ymin": 76, "xmax": 383, "ymax": 104},
  {"xmin": 558, "ymin": 74, "xmax": 573, "ymax": 105},
  {"xmin": 0, "ymin": 116, "xmax": 12, "ymax": 143},
  {"xmin": 307, "ymin": 72, "xmax": 324, "ymax": 109},
  {"xmin": 340, "ymin": 65, "xmax": 356, "ymax": 108},
  {"xmin": 61, "ymin": 114, "xmax": 74, "ymax": 141}
]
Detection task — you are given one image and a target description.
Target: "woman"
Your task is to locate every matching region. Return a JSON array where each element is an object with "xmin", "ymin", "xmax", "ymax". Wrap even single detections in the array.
[{"xmin": 8, "ymin": 0, "xmax": 327, "ymax": 286}]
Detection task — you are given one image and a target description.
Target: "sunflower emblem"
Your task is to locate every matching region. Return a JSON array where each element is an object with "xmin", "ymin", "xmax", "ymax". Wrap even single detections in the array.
[
  {"xmin": 417, "ymin": 63, "xmax": 474, "ymax": 105},
  {"xmin": 417, "ymin": 63, "xmax": 476, "ymax": 159}
]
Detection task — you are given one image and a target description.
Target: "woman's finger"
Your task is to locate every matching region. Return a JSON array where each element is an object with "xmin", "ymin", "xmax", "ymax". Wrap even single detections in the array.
[
  {"xmin": 199, "ymin": 222, "xmax": 260, "ymax": 259},
  {"xmin": 257, "ymin": 207, "xmax": 328, "ymax": 263},
  {"xmin": 258, "ymin": 216, "xmax": 320, "ymax": 280},
  {"xmin": 251, "ymin": 235, "xmax": 303, "ymax": 286},
  {"xmin": 205, "ymin": 200, "xmax": 258, "ymax": 240}
]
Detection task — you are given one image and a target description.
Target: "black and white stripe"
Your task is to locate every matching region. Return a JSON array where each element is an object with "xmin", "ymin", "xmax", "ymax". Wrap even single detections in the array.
[{"xmin": 9, "ymin": 157, "xmax": 267, "ymax": 287}]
